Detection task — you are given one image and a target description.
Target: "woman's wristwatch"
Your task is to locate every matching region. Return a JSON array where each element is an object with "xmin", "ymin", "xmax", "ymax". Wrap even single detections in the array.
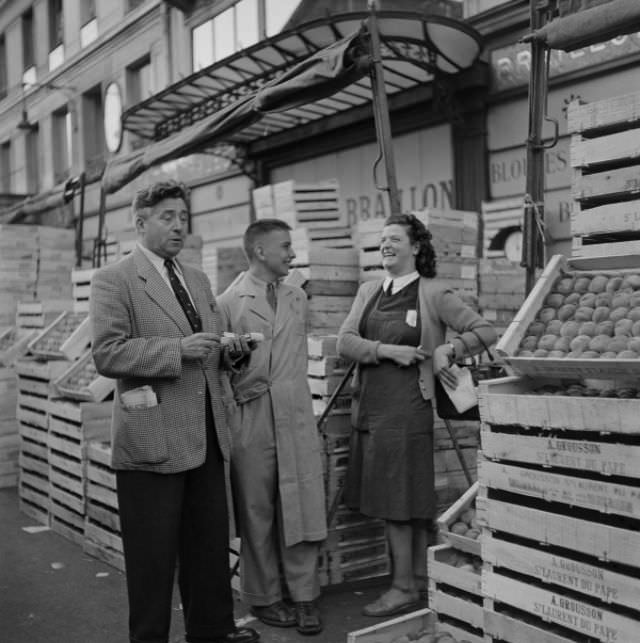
[{"xmin": 446, "ymin": 342, "xmax": 457, "ymax": 361}]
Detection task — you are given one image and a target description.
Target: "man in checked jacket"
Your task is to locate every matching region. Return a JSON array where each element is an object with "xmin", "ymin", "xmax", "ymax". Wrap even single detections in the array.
[{"xmin": 90, "ymin": 180, "xmax": 258, "ymax": 643}]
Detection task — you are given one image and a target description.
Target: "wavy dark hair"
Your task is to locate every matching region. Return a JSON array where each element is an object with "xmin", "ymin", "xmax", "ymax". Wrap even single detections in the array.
[
  {"xmin": 384, "ymin": 213, "xmax": 437, "ymax": 278},
  {"xmin": 132, "ymin": 180, "xmax": 190, "ymax": 221}
]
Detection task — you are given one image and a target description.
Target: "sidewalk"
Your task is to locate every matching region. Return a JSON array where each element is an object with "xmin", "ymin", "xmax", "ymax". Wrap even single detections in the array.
[{"xmin": 1, "ymin": 488, "xmax": 388, "ymax": 643}]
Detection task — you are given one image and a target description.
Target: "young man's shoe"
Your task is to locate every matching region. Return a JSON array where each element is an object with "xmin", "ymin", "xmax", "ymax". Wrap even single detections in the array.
[
  {"xmin": 294, "ymin": 601, "xmax": 323, "ymax": 636},
  {"xmin": 250, "ymin": 601, "xmax": 296, "ymax": 627}
]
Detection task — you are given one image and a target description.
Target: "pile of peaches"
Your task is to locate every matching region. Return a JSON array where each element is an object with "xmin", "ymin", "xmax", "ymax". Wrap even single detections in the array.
[{"xmin": 517, "ymin": 272, "xmax": 640, "ymax": 359}]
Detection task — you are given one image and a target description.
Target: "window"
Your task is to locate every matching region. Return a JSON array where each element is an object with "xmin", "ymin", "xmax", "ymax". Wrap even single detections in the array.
[
  {"xmin": 236, "ymin": 0, "xmax": 259, "ymax": 50},
  {"xmin": 80, "ymin": 0, "xmax": 98, "ymax": 47},
  {"xmin": 192, "ymin": 20, "xmax": 214, "ymax": 71},
  {"xmin": 265, "ymin": 0, "xmax": 298, "ymax": 37},
  {"xmin": 23, "ymin": 9, "xmax": 34, "ymax": 72},
  {"xmin": 80, "ymin": 0, "xmax": 96, "ymax": 26},
  {"xmin": 0, "ymin": 141, "xmax": 10, "ymax": 192},
  {"xmin": 191, "ymin": 0, "xmax": 260, "ymax": 72},
  {"xmin": 0, "ymin": 36, "xmax": 6, "ymax": 100},
  {"xmin": 126, "ymin": 56, "xmax": 153, "ymax": 105},
  {"xmin": 26, "ymin": 125, "xmax": 39, "ymax": 193},
  {"xmin": 48, "ymin": 0, "xmax": 64, "ymax": 70},
  {"xmin": 49, "ymin": 0, "xmax": 64, "ymax": 49},
  {"xmin": 52, "ymin": 107, "xmax": 72, "ymax": 183},
  {"xmin": 82, "ymin": 86, "xmax": 104, "ymax": 175}
]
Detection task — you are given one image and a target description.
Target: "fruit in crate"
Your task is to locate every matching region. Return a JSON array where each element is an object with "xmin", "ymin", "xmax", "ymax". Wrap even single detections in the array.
[
  {"xmin": 533, "ymin": 382, "xmax": 640, "ymax": 398},
  {"xmin": 60, "ymin": 357, "xmax": 98, "ymax": 391},
  {"xmin": 517, "ymin": 271, "xmax": 640, "ymax": 358},
  {"xmin": 31, "ymin": 312, "xmax": 86, "ymax": 353}
]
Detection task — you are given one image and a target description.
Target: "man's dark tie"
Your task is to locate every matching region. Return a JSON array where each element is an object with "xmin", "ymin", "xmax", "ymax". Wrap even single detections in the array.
[
  {"xmin": 266, "ymin": 282, "xmax": 278, "ymax": 313},
  {"xmin": 164, "ymin": 259, "xmax": 202, "ymax": 332},
  {"xmin": 386, "ymin": 280, "xmax": 394, "ymax": 296}
]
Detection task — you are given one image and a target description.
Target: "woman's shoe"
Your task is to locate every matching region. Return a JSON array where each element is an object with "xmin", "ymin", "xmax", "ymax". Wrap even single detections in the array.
[{"xmin": 362, "ymin": 587, "xmax": 421, "ymax": 617}]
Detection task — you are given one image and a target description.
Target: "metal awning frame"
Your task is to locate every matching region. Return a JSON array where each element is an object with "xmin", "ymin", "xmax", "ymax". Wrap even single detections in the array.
[{"xmin": 122, "ymin": 9, "xmax": 482, "ymax": 145}]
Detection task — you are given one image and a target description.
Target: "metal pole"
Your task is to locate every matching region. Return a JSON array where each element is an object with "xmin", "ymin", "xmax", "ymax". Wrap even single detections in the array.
[
  {"xmin": 367, "ymin": 0, "xmax": 401, "ymax": 216},
  {"xmin": 522, "ymin": 1, "xmax": 547, "ymax": 294},
  {"xmin": 75, "ymin": 172, "xmax": 86, "ymax": 268}
]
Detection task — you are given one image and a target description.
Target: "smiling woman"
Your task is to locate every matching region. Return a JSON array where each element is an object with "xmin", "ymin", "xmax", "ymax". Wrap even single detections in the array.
[{"xmin": 337, "ymin": 213, "xmax": 496, "ymax": 618}]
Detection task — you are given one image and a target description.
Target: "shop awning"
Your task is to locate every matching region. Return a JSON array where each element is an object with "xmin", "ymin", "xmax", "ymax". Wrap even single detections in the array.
[
  {"xmin": 525, "ymin": 0, "xmax": 640, "ymax": 51},
  {"xmin": 103, "ymin": 10, "xmax": 482, "ymax": 194}
]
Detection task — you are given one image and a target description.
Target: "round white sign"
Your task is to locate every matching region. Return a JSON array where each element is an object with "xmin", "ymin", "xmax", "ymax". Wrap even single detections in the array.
[{"xmin": 104, "ymin": 82, "xmax": 123, "ymax": 153}]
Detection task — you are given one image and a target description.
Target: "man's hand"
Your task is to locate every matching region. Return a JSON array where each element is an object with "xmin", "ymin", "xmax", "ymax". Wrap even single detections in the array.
[
  {"xmin": 181, "ymin": 333, "xmax": 220, "ymax": 360},
  {"xmin": 224, "ymin": 335, "xmax": 252, "ymax": 362},
  {"xmin": 433, "ymin": 343, "xmax": 458, "ymax": 389},
  {"xmin": 377, "ymin": 343, "xmax": 426, "ymax": 367}
]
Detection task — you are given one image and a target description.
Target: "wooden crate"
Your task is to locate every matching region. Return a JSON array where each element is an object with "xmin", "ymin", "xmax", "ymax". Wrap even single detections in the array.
[
  {"xmin": 347, "ymin": 608, "xmax": 434, "ymax": 643},
  {"xmin": 0, "ymin": 366, "xmax": 17, "ymax": 421},
  {"xmin": 83, "ymin": 440, "xmax": 124, "ymax": 572},
  {"xmin": 307, "ymin": 334, "xmax": 338, "ymax": 358},
  {"xmin": 312, "ymin": 393, "xmax": 351, "ymax": 417},
  {"xmin": 479, "ymin": 376, "xmax": 640, "ymax": 434},
  {"xmin": 484, "ymin": 568, "xmax": 638, "ymax": 642},
  {"xmin": 323, "ymin": 514, "xmax": 385, "ymax": 551},
  {"xmin": 54, "ymin": 350, "xmax": 115, "ymax": 402},
  {"xmin": 479, "ymin": 456, "xmax": 640, "ymax": 520},
  {"xmin": 568, "ymin": 93, "xmax": 640, "ymax": 257},
  {"xmin": 0, "ymin": 327, "xmax": 37, "ymax": 366},
  {"xmin": 481, "ymin": 421, "xmax": 640, "ymax": 477},
  {"xmin": 477, "ymin": 493, "xmax": 640, "ymax": 568},
  {"xmin": 16, "ymin": 300, "xmax": 74, "ymax": 330},
  {"xmin": 324, "ymin": 450, "xmax": 349, "ymax": 511},
  {"xmin": 436, "ymin": 481, "xmax": 480, "ymax": 556},
  {"xmin": 484, "ymin": 604, "xmax": 594, "ymax": 643},
  {"xmin": 483, "ymin": 531, "xmax": 640, "ymax": 613},
  {"xmin": 272, "ymin": 180, "xmax": 344, "ymax": 229},
  {"xmin": 495, "ymin": 253, "xmax": 640, "ymax": 379},
  {"xmin": 0, "ymin": 433, "xmax": 19, "ymax": 488},
  {"xmin": 429, "ymin": 580, "xmax": 484, "ymax": 632},
  {"xmin": 307, "ymin": 354, "xmax": 350, "ymax": 378},
  {"xmin": 327, "ymin": 551, "xmax": 390, "ymax": 586},
  {"xmin": 47, "ymin": 399, "xmax": 112, "ymax": 457},
  {"xmin": 28, "ymin": 311, "xmax": 90, "ymax": 361},
  {"xmin": 71, "ymin": 268, "xmax": 96, "ymax": 313},
  {"xmin": 427, "ymin": 543, "xmax": 482, "ymax": 596}
]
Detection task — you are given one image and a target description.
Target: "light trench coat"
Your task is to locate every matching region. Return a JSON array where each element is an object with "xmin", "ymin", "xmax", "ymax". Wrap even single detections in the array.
[{"xmin": 217, "ymin": 272, "xmax": 327, "ymax": 547}]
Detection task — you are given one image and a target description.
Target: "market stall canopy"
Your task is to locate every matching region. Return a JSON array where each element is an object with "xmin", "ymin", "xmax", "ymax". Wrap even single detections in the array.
[
  {"xmin": 524, "ymin": 0, "xmax": 640, "ymax": 51},
  {"xmin": 102, "ymin": 10, "xmax": 482, "ymax": 195}
]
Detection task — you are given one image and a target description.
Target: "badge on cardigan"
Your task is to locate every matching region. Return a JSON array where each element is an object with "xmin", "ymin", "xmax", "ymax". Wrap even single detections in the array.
[{"xmin": 406, "ymin": 309, "xmax": 417, "ymax": 327}]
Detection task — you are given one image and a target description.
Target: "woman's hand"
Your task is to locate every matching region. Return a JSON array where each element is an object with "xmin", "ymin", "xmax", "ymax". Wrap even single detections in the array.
[
  {"xmin": 377, "ymin": 343, "xmax": 426, "ymax": 367},
  {"xmin": 433, "ymin": 343, "xmax": 459, "ymax": 389}
]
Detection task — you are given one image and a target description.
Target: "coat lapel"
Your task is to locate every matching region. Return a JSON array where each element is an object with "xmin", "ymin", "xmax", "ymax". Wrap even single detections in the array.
[
  {"xmin": 237, "ymin": 273, "xmax": 273, "ymax": 324},
  {"xmin": 134, "ymin": 248, "xmax": 192, "ymax": 336}
]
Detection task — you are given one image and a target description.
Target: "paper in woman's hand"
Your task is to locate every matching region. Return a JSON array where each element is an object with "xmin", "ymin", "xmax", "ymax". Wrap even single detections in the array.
[{"xmin": 440, "ymin": 364, "xmax": 477, "ymax": 413}]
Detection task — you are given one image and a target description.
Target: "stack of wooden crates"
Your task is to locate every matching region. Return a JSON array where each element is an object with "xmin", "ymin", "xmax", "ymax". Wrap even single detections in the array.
[{"xmin": 425, "ymin": 92, "xmax": 640, "ymax": 643}]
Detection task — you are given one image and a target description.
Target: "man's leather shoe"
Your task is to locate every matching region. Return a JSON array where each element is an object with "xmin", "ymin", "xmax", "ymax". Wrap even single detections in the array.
[
  {"xmin": 294, "ymin": 601, "xmax": 323, "ymax": 635},
  {"xmin": 213, "ymin": 626, "xmax": 260, "ymax": 643}
]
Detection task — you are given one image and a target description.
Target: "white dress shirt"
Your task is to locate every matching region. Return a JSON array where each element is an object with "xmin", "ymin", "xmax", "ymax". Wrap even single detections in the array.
[
  {"xmin": 383, "ymin": 271, "xmax": 420, "ymax": 295},
  {"xmin": 137, "ymin": 243, "xmax": 196, "ymax": 307}
]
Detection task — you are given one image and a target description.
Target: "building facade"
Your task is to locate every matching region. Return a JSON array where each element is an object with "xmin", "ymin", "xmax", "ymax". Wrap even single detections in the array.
[{"xmin": 0, "ymin": 0, "xmax": 638, "ymax": 270}]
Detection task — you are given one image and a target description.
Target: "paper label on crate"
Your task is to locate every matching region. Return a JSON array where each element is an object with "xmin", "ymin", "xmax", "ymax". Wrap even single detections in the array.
[{"xmin": 120, "ymin": 385, "xmax": 157, "ymax": 409}]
